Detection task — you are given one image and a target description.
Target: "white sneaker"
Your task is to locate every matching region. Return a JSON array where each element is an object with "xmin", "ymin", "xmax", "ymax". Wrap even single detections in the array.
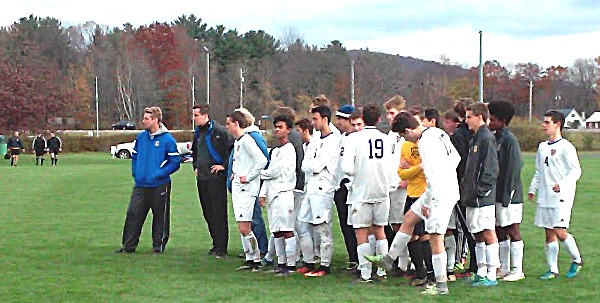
[{"xmin": 503, "ymin": 271, "xmax": 525, "ymax": 282}]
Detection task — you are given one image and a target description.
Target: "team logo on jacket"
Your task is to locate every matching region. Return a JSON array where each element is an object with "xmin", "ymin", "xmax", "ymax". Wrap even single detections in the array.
[
  {"xmin": 155, "ymin": 141, "xmax": 160, "ymax": 147},
  {"xmin": 473, "ymin": 145, "xmax": 478, "ymax": 153},
  {"xmin": 551, "ymin": 149, "xmax": 556, "ymax": 156}
]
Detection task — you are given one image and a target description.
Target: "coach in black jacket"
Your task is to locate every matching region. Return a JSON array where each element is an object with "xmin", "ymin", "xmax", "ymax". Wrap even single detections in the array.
[
  {"xmin": 460, "ymin": 103, "xmax": 500, "ymax": 285},
  {"xmin": 192, "ymin": 104, "xmax": 234, "ymax": 258}
]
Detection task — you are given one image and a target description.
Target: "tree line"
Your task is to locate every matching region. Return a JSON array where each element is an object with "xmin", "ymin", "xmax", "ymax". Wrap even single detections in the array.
[{"xmin": 0, "ymin": 14, "xmax": 599, "ymax": 131}]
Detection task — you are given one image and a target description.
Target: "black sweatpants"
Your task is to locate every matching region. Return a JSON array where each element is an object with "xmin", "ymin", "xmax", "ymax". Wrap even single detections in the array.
[
  {"xmin": 197, "ymin": 177, "xmax": 229, "ymax": 254},
  {"xmin": 334, "ymin": 184, "xmax": 358, "ymax": 264},
  {"xmin": 122, "ymin": 182, "xmax": 171, "ymax": 252}
]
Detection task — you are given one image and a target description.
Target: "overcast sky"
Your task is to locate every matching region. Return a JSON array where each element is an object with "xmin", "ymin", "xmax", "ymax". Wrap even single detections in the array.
[{"xmin": 2, "ymin": 0, "xmax": 599, "ymax": 68}]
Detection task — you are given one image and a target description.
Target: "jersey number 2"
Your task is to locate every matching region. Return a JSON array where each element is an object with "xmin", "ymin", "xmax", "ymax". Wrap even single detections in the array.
[{"xmin": 368, "ymin": 139, "xmax": 384, "ymax": 159}]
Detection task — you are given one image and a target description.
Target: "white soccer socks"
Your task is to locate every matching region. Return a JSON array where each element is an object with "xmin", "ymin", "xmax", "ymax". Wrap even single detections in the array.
[
  {"xmin": 499, "ymin": 240, "xmax": 511, "ymax": 275},
  {"xmin": 432, "ymin": 251, "xmax": 448, "ymax": 283},
  {"xmin": 274, "ymin": 237, "xmax": 286, "ymax": 266},
  {"xmin": 475, "ymin": 242, "xmax": 488, "ymax": 278},
  {"xmin": 357, "ymin": 243, "xmax": 374, "ymax": 280},
  {"xmin": 444, "ymin": 235, "xmax": 456, "ymax": 272},
  {"xmin": 243, "ymin": 232, "xmax": 261, "ymax": 262},
  {"xmin": 485, "ymin": 243, "xmax": 500, "ymax": 281},
  {"xmin": 510, "ymin": 240, "xmax": 524, "ymax": 274},
  {"xmin": 285, "ymin": 237, "xmax": 297, "ymax": 268},
  {"xmin": 562, "ymin": 234, "xmax": 582, "ymax": 264},
  {"xmin": 314, "ymin": 223, "xmax": 334, "ymax": 267},
  {"xmin": 265, "ymin": 235, "xmax": 276, "ymax": 262},
  {"xmin": 375, "ymin": 239, "xmax": 388, "ymax": 277},
  {"xmin": 389, "ymin": 232, "xmax": 411, "ymax": 271},
  {"xmin": 545, "ymin": 241, "xmax": 560, "ymax": 273}
]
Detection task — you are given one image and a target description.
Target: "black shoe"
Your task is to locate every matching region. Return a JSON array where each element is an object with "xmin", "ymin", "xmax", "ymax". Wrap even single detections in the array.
[
  {"xmin": 214, "ymin": 252, "xmax": 227, "ymax": 259},
  {"xmin": 116, "ymin": 248, "xmax": 135, "ymax": 254},
  {"xmin": 152, "ymin": 249, "xmax": 163, "ymax": 255}
]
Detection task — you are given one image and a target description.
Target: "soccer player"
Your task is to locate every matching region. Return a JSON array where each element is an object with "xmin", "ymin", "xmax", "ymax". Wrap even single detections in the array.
[
  {"xmin": 350, "ymin": 109, "xmax": 365, "ymax": 132},
  {"xmin": 529, "ymin": 110, "xmax": 583, "ymax": 280},
  {"xmin": 310, "ymin": 95, "xmax": 340, "ymax": 137},
  {"xmin": 334, "ymin": 104, "xmax": 359, "ymax": 271},
  {"xmin": 32, "ymin": 133, "xmax": 47, "ymax": 166},
  {"xmin": 342, "ymin": 103, "xmax": 393, "ymax": 283},
  {"xmin": 259, "ymin": 115, "xmax": 297, "ymax": 276},
  {"xmin": 487, "ymin": 101, "xmax": 525, "ymax": 282},
  {"xmin": 461, "ymin": 103, "xmax": 500, "ymax": 286},
  {"xmin": 300, "ymin": 106, "xmax": 340, "ymax": 277},
  {"xmin": 47, "ymin": 132, "xmax": 62, "ymax": 166},
  {"xmin": 7, "ymin": 131, "xmax": 25, "ymax": 166},
  {"xmin": 226, "ymin": 111, "xmax": 268, "ymax": 271},
  {"xmin": 366, "ymin": 112, "xmax": 460, "ymax": 295},
  {"xmin": 294, "ymin": 118, "xmax": 318, "ymax": 274},
  {"xmin": 116, "ymin": 106, "xmax": 181, "ymax": 255}
]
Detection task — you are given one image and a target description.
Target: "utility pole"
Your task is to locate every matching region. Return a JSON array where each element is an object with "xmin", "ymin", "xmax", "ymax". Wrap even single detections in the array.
[
  {"xmin": 191, "ymin": 76, "xmax": 195, "ymax": 129},
  {"xmin": 351, "ymin": 59, "xmax": 355, "ymax": 107},
  {"xmin": 529, "ymin": 79, "xmax": 533, "ymax": 121},
  {"xmin": 478, "ymin": 30, "xmax": 484, "ymax": 103},
  {"xmin": 240, "ymin": 68, "xmax": 244, "ymax": 108},
  {"xmin": 95, "ymin": 76, "xmax": 99, "ymax": 137}
]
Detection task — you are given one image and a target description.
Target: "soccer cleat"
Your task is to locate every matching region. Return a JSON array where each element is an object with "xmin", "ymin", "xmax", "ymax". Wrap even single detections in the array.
[
  {"xmin": 503, "ymin": 271, "xmax": 525, "ymax": 282},
  {"xmin": 454, "ymin": 261, "xmax": 465, "ymax": 272},
  {"xmin": 466, "ymin": 274, "xmax": 484, "ymax": 284},
  {"xmin": 275, "ymin": 269, "xmax": 295, "ymax": 277},
  {"xmin": 345, "ymin": 262, "xmax": 359, "ymax": 271},
  {"xmin": 472, "ymin": 277, "xmax": 498, "ymax": 287},
  {"xmin": 261, "ymin": 257, "xmax": 273, "ymax": 267},
  {"xmin": 410, "ymin": 277, "xmax": 429, "ymax": 287},
  {"xmin": 304, "ymin": 269, "xmax": 329, "ymax": 277},
  {"xmin": 420, "ymin": 285, "xmax": 449, "ymax": 296},
  {"xmin": 115, "ymin": 248, "xmax": 135, "ymax": 254},
  {"xmin": 235, "ymin": 261, "xmax": 255, "ymax": 271},
  {"xmin": 364, "ymin": 254, "xmax": 394, "ymax": 272},
  {"xmin": 447, "ymin": 272, "xmax": 457, "ymax": 282},
  {"xmin": 497, "ymin": 270, "xmax": 510, "ymax": 279},
  {"xmin": 539, "ymin": 270, "xmax": 558, "ymax": 280},
  {"xmin": 352, "ymin": 277, "xmax": 373, "ymax": 284},
  {"xmin": 566, "ymin": 260, "xmax": 584, "ymax": 278}
]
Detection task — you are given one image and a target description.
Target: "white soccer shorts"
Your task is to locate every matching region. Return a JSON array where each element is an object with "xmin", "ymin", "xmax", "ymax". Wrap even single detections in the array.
[
  {"xmin": 388, "ymin": 188, "xmax": 407, "ymax": 224},
  {"xmin": 267, "ymin": 191, "xmax": 296, "ymax": 233},
  {"xmin": 411, "ymin": 197, "xmax": 456, "ymax": 234},
  {"xmin": 466, "ymin": 205, "xmax": 496, "ymax": 234},
  {"xmin": 534, "ymin": 203, "xmax": 573, "ymax": 229},
  {"xmin": 233, "ymin": 193, "xmax": 256, "ymax": 222},
  {"xmin": 305, "ymin": 194, "xmax": 334, "ymax": 225},
  {"xmin": 351, "ymin": 200, "xmax": 390, "ymax": 228},
  {"xmin": 495, "ymin": 203, "xmax": 523, "ymax": 227}
]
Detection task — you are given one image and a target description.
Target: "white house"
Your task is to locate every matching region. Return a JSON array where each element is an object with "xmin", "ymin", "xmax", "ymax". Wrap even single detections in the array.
[
  {"xmin": 557, "ymin": 109, "xmax": 586, "ymax": 129},
  {"xmin": 586, "ymin": 112, "xmax": 600, "ymax": 129}
]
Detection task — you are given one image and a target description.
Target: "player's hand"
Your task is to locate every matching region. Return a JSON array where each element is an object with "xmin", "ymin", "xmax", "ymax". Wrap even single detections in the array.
[
  {"xmin": 194, "ymin": 168, "xmax": 198, "ymax": 177},
  {"xmin": 239, "ymin": 176, "xmax": 248, "ymax": 183},
  {"xmin": 399, "ymin": 181, "xmax": 408, "ymax": 189},
  {"xmin": 400, "ymin": 158, "xmax": 410, "ymax": 169},
  {"xmin": 552, "ymin": 184, "xmax": 560, "ymax": 193},
  {"xmin": 528, "ymin": 193, "xmax": 535, "ymax": 202},
  {"xmin": 59, "ymin": 148, "xmax": 62, "ymax": 152},
  {"xmin": 421, "ymin": 206, "xmax": 430, "ymax": 218},
  {"xmin": 259, "ymin": 197, "xmax": 266, "ymax": 207},
  {"xmin": 210, "ymin": 165, "xmax": 224, "ymax": 174}
]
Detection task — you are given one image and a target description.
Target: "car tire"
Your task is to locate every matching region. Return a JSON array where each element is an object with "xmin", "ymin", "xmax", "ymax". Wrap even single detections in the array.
[{"xmin": 117, "ymin": 150, "xmax": 131, "ymax": 159}]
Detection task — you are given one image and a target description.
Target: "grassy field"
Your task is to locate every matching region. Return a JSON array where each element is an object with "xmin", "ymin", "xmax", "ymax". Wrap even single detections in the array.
[{"xmin": 1, "ymin": 152, "xmax": 599, "ymax": 302}]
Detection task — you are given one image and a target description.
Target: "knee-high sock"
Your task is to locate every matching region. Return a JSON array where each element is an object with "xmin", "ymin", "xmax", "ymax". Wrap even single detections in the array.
[
  {"xmin": 510, "ymin": 240, "xmax": 524, "ymax": 274},
  {"xmin": 422, "ymin": 241, "xmax": 434, "ymax": 279},
  {"xmin": 486, "ymin": 243, "xmax": 500, "ymax": 281},
  {"xmin": 389, "ymin": 232, "xmax": 411, "ymax": 271},
  {"xmin": 242, "ymin": 234, "xmax": 253, "ymax": 261},
  {"xmin": 432, "ymin": 251, "xmax": 448, "ymax": 283},
  {"xmin": 562, "ymin": 234, "xmax": 582, "ymax": 263},
  {"xmin": 475, "ymin": 242, "xmax": 487, "ymax": 277},
  {"xmin": 375, "ymin": 239, "xmax": 389, "ymax": 277},
  {"xmin": 265, "ymin": 235, "xmax": 275, "ymax": 262},
  {"xmin": 285, "ymin": 237, "xmax": 297, "ymax": 267},
  {"xmin": 546, "ymin": 241, "xmax": 559, "ymax": 273},
  {"xmin": 499, "ymin": 240, "xmax": 510, "ymax": 274},
  {"xmin": 357, "ymin": 243, "xmax": 373, "ymax": 280},
  {"xmin": 315, "ymin": 223, "xmax": 334, "ymax": 266},
  {"xmin": 297, "ymin": 221, "xmax": 315, "ymax": 264},
  {"xmin": 444, "ymin": 235, "xmax": 457, "ymax": 271},
  {"xmin": 244, "ymin": 232, "xmax": 260, "ymax": 262},
  {"xmin": 274, "ymin": 237, "xmax": 286, "ymax": 265},
  {"xmin": 368, "ymin": 234, "xmax": 377, "ymax": 253}
]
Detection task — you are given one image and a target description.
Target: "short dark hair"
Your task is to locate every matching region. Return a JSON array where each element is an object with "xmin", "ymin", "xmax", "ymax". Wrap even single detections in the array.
[
  {"xmin": 487, "ymin": 101, "xmax": 515, "ymax": 126},
  {"xmin": 310, "ymin": 106, "xmax": 331, "ymax": 123},
  {"xmin": 424, "ymin": 108, "xmax": 441, "ymax": 128},
  {"xmin": 295, "ymin": 117, "xmax": 313, "ymax": 135},
  {"xmin": 273, "ymin": 114, "xmax": 294, "ymax": 129},
  {"xmin": 453, "ymin": 97, "xmax": 475, "ymax": 118},
  {"xmin": 545, "ymin": 110, "xmax": 566, "ymax": 130},
  {"xmin": 350, "ymin": 108, "xmax": 362, "ymax": 120},
  {"xmin": 466, "ymin": 103, "xmax": 489, "ymax": 122},
  {"xmin": 362, "ymin": 103, "xmax": 380, "ymax": 126},
  {"xmin": 443, "ymin": 110, "xmax": 460, "ymax": 123},
  {"xmin": 193, "ymin": 104, "xmax": 211, "ymax": 116},
  {"xmin": 409, "ymin": 106, "xmax": 424, "ymax": 120},
  {"xmin": 391, "ymin": 112, "xmax": 420, "ymax": 134},
  {"xmin": 227, "ymin": 110, "xmax": 249, "ymax": 128}
]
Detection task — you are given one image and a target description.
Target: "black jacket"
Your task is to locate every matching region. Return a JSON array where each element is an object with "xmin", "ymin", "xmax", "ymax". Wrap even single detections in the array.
[
  {"xmin": 289, "ymin": 128, "xmax": 305, "ymax": 191},
  {"xmin": 47, "ymin": 137, "xmax": 62, "ymax": 150},
  {"xmin": 33, "ymin": 137, "xmax": 46, "ymax": 151},
  {"xmin": 494, "ymin": 128, "xmax": 524, "ymax": 206},
  {"xmin": 192, "ymin": 120, "xmax": 234, "ymax": 180},
  {"xmin": 460, "ymin": 125, "xmax": 499, "ymax": 208},
  {"xmin": 7, "ymin": 136, "xmax": 24, "ymax": 149},
  {"xmin": 451, "ymin": 121, "xmax": 473, "ymax": 184}
]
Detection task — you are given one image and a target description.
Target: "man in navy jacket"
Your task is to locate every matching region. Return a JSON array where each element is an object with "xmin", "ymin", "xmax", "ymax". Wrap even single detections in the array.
[{"xmin": 117, "ymin": 106, "xmax": 181, "ymax": 254}]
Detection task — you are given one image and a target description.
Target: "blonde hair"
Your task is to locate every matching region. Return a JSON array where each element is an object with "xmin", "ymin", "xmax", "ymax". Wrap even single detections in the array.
[
  {"xmin": 144, "ymin": 106, "xmax": 162, "ymax": 122},
  {"xmin": 235, "ymin": 107, "xmax": 256, "ymax": 125},
  {"xmin": 384, "ymin": 95, "xmax": 406, "ymax": 111},
  {"xmin": 311, "ymin": 95, "xmax": 330, "ymax": 107}
]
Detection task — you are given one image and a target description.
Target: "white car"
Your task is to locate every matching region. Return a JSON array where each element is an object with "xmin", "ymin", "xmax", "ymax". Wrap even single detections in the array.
[{"xmin": 112, "ymin": 140, "xmax": 192, "ymax": 161}]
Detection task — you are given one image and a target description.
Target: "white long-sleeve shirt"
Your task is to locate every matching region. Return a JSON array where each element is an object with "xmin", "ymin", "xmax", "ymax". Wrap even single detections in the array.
[
  {"xmin": 232, "ymin": 133, "xmax": 268, "ymax": 196},
  {"xmin": 415, "ymin": 127, "xmax": 460, "ymax": 208},
  {"xmin": 259, "ymin": 142, "xmax": 297, "ymax": 201},
  {"xmin": 388, "ymin": 130, "xmax": 405, "ymax": 190},
  {"xmin": 342, "ymin": 127, "xmax": 393, "ymax": 203},
  {"xmin": 529, "ymin": 138, "xmax": 581, "ymax": 207},
  {"xmin": 335, "ymin": 132, "xmax": 353, "ymax": 190},
  {"xmin": 301, "ymin": 132, "xmax": 340, "ymax": 195}
]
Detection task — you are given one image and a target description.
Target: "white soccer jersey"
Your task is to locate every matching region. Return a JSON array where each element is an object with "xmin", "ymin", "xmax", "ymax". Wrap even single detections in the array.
[
  {"xmin": 528, "ymin": 138, "xmax": 581, "ymax": 207},
  {"xmin": 335, "ymin": 132, "xmax": 354, "ymax": 190},
  {"xmin": 232, "ymin": 134, "xmax": 268, "ymax": 196},
  {"xmin": 342, "ymin": 126, "xmax": 393, "ymax": 203},
  {"xmin": 388, "ymin": 130, "xmax": 404, "ymax": 187},
  {"xmin": 259, "ymin": 142, "xmax": 297, "ymax": 201},
  {"xmin": 415, "ymin": 127, "xmax": 460, "ymax": 207},
  {"xmin": 313, "ymin": 122, "xmax": 340, "ymax": 138},
  {"xmin": 301, "ymin": 132, "xmax": 340, "ymax": 195}
]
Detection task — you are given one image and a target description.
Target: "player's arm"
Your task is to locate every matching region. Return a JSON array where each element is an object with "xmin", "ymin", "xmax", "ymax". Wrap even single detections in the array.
[
  {"xmin": 528, "ymin": 145, "xmax": 541, "ymax": 200},
  {"xmin": 341, "ymin": 137, "xmax": 356, "ymax": 176},
  {"xmin": 243, "ymin": 139, "xmax": 268, "ymax": 182},
  {"xmin": 476, "ymin": 137, "xmax": 499, "ymax": 198},
  {"xmin": 155, "ymin": 138, "xmax": 181, "ymax": 179},
  {"xmin": 557, "ymin": 143, "xmax": 582, "ymax": 189},
  {"xmin": 414, "ymin": 139, "xmax": 436, "ymax": 208},
  {"xmin": 303, "ymin": 137, "xmax": 339, "ymax": 174}
]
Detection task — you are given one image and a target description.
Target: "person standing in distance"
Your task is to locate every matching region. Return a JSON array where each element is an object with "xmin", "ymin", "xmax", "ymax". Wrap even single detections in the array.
[
  {"xmin": 32, "ymin": 133, "xmax": 47, "ymax": 166},
  {"xmin": 47, "ymin": 132, "xmax": 62, "ymax": 166},
  {"xmin": 7, "ymin": 131, "xmax": 25, "ymax": 167},
  {"xmin": 192, "ymin": 104, "xmax": 234, "ymax": 258},
  {"xmin": 529, "ymin": 110, "xmax": 583, "ymax": 280},
  {"xmin": 117, "ymin": 106, "xmax": 181, "ymax": 254}
]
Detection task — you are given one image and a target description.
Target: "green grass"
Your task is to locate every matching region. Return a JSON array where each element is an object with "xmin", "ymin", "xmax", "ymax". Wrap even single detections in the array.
[{"xmin": 1, "ymin": 152, "xmax": 599, "ymax": 302}]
